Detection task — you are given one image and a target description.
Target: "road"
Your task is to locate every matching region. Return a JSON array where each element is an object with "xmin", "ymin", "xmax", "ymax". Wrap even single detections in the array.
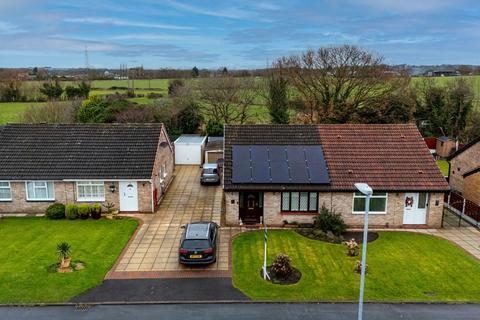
[{"xmin": 1, "ymin": 303, "xmax": 479, "ymax": 320}]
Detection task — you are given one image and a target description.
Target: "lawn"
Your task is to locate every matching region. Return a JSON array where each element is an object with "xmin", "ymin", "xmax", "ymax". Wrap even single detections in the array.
[
  {"xmin": 0, "ymin": 217, "xmax": 138, "ymax": 303},
  {"xmin": 233, "ymin": 230, "xmax": 480, "ymax": 302},
  {"xmin": 0, "ymin": 102, "xmax": 46, "ymax": 124},
  {"xmin": 436, "ymin": 159, "xmax": 450, "ymax": 177}
]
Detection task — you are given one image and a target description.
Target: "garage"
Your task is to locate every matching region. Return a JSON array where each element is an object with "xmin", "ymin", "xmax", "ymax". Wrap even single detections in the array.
[
  {"xmin": 174, "ymin": 135, "xmax": 207, "ymax": 165},
  {"xmin": 205, "ymin": 136, "xmax": 224, "ymax": 164}
]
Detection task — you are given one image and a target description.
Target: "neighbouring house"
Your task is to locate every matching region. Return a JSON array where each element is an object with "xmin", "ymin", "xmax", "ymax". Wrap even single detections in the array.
[
  {"xmin": 0, "ymin": 123, "xmax": 174, "ymax": 214},
  {"xmin": 224, "ymin": 124, "xmax": 449, "ymax": 228},
  {"xmin": 436, "ymin": 136, "xmax": 457, "ymax": 158},
  {"xmin": 204, "ymin": 136, "xmax": 224, "ymax": 164},
  {"xmin": 174, "ymin": 134, "xmax": 206, "ymax": 165},
  {"xmin": 448, "ymin": 136, "xmax": 480, "ymax": 205}
]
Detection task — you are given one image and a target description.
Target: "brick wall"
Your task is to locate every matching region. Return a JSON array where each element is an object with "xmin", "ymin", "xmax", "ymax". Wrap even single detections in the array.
[
  {"xmin": 224, "ymin": 191, "xmax": 444, "ymax": 228},
  {"xmin": 0, "ymin": 180, "xmax": 156, "ymax": 214},
  {"xmin": 449, "ymin": 142, "xmax": 480, "ymax": 194},
  {"xmin": 464, "ymin": 173, "xmax": 480, "ymax": 205},
  {"xmin": 151, "ymin": 127, "xmax": 175, "ymax": 207}
]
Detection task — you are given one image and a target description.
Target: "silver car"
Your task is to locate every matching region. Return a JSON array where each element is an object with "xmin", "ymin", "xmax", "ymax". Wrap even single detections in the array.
[{"xmin": 200, "ymin": 163, "xmax": 220, "ymax": 185}]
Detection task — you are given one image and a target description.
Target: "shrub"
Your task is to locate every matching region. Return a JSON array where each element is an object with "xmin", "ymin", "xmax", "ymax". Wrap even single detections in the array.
[
  {"xmin": 270, "ymin": 254, "xmax": 293, "ymax": 279},
  {"xmin": 168, "ymin": 79, "xmax": 185, "ymax": 96},
  {"xmin": 176, "ymin": 103, "xmax": 203, "ymax": 133},
  {"xmin": 147, "ymin": 92, "xmax": 163, "ymax": 99},
  {"xmin": 57, "ymin": 242, "xmax": 71, "ymax": 261},
  {"xmin": 206, "ymin": 120, "xmax": 224, "ymax": 136},
  {"xmin": 65, "ymin": 204, "xmax": 78, "ymax": 220},
  {"xmin": 77, "ymin": 204, "xmax": 90, "ymax": 220},
  {"xmin": 45, "ymin": 203, "xmax": 65, "ymax": 220},
  {"xmin": 314, "ymin": 205, "xmax": 347, "ymax": 236},
  {"xmin": 90, "ymin": 204, "xmax": 102, "ymax": 220}
]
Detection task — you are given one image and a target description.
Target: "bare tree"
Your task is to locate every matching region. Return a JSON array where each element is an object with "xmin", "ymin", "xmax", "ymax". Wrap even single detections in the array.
[
  {"xmin": 198, "ymin": 76, "xmax": 258, "ymax": 124},
  {"xmin": 275, "ymin": 45, "xmax": 410, "ymax": 123}
]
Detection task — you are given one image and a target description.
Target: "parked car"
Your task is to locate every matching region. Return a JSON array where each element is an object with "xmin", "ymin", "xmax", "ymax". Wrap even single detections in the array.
[
  {"xmin": 179, "ymin": 221, "xmax": 219, "ymax": 265},
  {"xmin": 200, "ymin": 163, "xmax": 221, "ymax": 185}
]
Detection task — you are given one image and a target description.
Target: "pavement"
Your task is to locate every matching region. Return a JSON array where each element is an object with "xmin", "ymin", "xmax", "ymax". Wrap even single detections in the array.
[
  {"xmin": 108, "ymin": 165, "xmax": 241, "ymax": 279},
  {"xmin": 2, "ymin": 303, "xmax": 480, "ymax": 320},
  {"xmin": 71, "ymin": 278, "xmax": 248, "ymax": 303}
]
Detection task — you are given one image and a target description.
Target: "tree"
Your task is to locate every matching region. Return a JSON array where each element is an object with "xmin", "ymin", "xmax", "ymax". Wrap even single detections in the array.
[
  {"xmin": 76, "ymin": 95, "xmax": 111, "ymax": 123},
  {"xmin": 198, "ymin": 76, "xmax": 258, "ymax": 124},
  {"xmin": 77, "ymin": 81, "xmax": 91, "ymax": 99},
  {"xmin": 0, "ymin": 80, "xmax": 23, "ymax": 102},
  {"xmin": 116, "ymin": 107, "xmax": 156, "ymax": 123},
  {"xmin": 221, "ymin": 67, "xmax": 228, "ymax": 75},
  {"xmin": 460, "ymin": 109, "xmax": 480, "ymax": 143},
  {"xmin": 176, "ymin": 103, "xmax": 203, "ymax": 133},
  {"xmin": 40, "ymin": 81, "xmax": 63, "ymax": 100},
  {"xmin": 416, "ymin": 78, "xmax": 473, "ymax": 139},
  {"xmin": 192, "ymin": 66, "xmax": 199, "ymax": 78},
  {"xmin": 168, "ymin": 79, "xmax": 185, "ymax": 97},
  {"xmin": 22, "ymin": 101, "xmax": 76, "ymax": 123},
  {"xmin": 275, "ymin": 45, "xmax": 410, "ymax": 123},
  {"xmin": 265, "ymin": 72, "xmax": 289, "ymax": 124},
  {"xmin": 64, "ymin": 85, "xmax": 82, "ymax": 100},
  {"xmin": 206, "ymin": 120, "xmax": 224, "ymax": 136}
]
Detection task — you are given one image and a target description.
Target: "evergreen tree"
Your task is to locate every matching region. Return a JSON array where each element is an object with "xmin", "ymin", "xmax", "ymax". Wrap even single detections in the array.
[{"xmin": 267, "ymin": 74, "xmax": 289, "ymax": 124}]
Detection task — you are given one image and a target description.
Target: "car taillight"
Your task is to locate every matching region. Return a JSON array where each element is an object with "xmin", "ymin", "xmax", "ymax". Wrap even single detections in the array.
[
  {"xmin": 203, "ymin": 247, "xmax": 213, "ymax": 254},
  {"xmin": 179, "ymin": 249, "xmax": 188, "ymax": 254}
]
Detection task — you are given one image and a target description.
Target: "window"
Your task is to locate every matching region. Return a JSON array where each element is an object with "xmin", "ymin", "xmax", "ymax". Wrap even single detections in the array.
[
  {"xmin": 418, "ymin": 193, "xmax": 428, "ymax": 209},
  {"xmin": 353, "ymin": 192, "xmax": 387, "ymax": 214},
  {"xmin": 281, "ymin": 192, "xmax": 318, "ymax": 212},
  {"xmin": 160, "ymin": 163, "xmax": 167, "ymax": 181},
  {"xmin": 0, "ymin": 181, "xmax": 12, "ymax": 201},
  {"xmin": 26, "ymin": 181, "xmax": 55, "ymax": 201},
  {"xmin": 76, "ymin": 181, "xmax": 105, "ymax": 201}
]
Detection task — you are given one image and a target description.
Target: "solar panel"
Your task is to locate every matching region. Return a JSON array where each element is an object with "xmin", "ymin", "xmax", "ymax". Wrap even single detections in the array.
[{"xmin": 232, "ymin": 144, "xmax": 330, "ymax": 184}]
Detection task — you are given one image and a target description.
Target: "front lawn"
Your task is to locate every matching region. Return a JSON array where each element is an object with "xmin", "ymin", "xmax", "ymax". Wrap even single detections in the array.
[
  {"xmin": 0, "ymin": 217, "xmax": 138, "ymax": 303},
  {"xmin": 233, "ymin": 230, "xmax": 480, "ymax": 302}
]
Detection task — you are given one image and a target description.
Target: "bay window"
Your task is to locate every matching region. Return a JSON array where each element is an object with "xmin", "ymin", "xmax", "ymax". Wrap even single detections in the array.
[
  {"xmin": 353, "ymin": 192, "xmax": 387, "ymax": 214},
  {"xmin": 76, "ymin": 181, "xmax": 105, "ymax": 201},
  {"xmin": 281, "ymin": 192, "xmax": 318, "ymax": 212},
  {"xmin": 26, "ymin": 181, "xmax": 55, "ymax": 201}
]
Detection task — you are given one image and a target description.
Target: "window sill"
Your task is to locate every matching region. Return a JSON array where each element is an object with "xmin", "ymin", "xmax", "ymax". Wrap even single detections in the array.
[
  {"xmin": 26, "ymin": 199, "xmax": 55, "ymax": 202},
  {"xmin": 77, "ymin": 198, "xmax": 105, "ymax": 202},
  {"xmin": 352, "ymin": 211, "xmax": 386, "ymax": 215},
  {"xmin": 0, "ymin": 199, "xmax": 12, "ymax": 202},
  {"xmin": 281, "ymin": 211, "xmax": 318, "ymax": 215}
]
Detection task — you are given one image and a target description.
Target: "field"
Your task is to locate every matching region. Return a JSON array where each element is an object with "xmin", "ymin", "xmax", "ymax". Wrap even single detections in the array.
[{"xmin": 1, "ymin": 75, "xmax": 479, "ymax": 125}]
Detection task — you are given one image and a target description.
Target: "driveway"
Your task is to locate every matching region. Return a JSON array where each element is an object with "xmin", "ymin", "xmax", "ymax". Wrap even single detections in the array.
[{"xmin": 107, "ymin": 166, "xmax": 239, "ymax": 279}]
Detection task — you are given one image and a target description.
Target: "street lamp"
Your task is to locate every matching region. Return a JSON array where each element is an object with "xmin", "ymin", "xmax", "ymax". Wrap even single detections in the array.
[{"xmin": 354, "ymin": 183, "xmax": 373, "ymax": 320}]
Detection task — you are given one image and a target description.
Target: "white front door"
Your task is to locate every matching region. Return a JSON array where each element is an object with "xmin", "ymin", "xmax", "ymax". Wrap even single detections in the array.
[
  {"xmin": 403, "ymin": 192, "xmax": 428, "ymax": 224},
  {"xmin": 119, "ymin": 181, "xmax": 138, "ymax": 211}
]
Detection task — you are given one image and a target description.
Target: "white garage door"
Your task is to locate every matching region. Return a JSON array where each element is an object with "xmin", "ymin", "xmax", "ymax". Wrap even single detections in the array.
[{"xmin": 175, "ymin": 145, "xmax": 202, "ymax": 165}]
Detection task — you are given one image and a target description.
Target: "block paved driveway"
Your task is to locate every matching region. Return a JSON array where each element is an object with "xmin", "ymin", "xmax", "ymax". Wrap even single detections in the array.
[{"xmin": 107, "ymin": 166, "xmax": 241, "ymax": 279}]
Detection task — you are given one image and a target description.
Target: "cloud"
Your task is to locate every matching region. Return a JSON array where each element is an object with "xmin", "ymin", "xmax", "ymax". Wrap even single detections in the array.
[
  {"xmin": 0, "ymin": 21, "xmax": 25, "ymax": 34},
  {"xmin": 355, "ymin": 0, "xmax": 462, "ymax": 13},
  {"xmin": 63, "ymin": 17, "xmax": 194, "ymax": 30},
  {"xmin": 163, "ymin": 0, "xmax": 253, "ymax": 19}
]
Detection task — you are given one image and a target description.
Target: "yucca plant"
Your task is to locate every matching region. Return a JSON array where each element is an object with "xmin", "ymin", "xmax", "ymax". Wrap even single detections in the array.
[{"xmin": 57, "ymin": 242, "xmax": 72, "ymax": 268}]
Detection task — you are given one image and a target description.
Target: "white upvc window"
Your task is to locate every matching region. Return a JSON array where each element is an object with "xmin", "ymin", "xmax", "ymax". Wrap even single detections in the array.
[
  {"xmin": 26, "ymin": 181, "xmax": 55, "ymax": 201},
  {"xmin": 352, "ymin": 192, "xmax": 388, "ymax": 214},
  {"xmin": 0, "ymin": 181, "xmax": 12, "ymax": 201},
  {"xmin": 76, "ymin": 181, "xmax": 105, "ymax": 202}
]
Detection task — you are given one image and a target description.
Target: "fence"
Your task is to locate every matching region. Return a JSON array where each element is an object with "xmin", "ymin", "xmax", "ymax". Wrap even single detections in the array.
[{"xmin": 444, "ymin": 191, "xmax": 480, "ymax": 228}]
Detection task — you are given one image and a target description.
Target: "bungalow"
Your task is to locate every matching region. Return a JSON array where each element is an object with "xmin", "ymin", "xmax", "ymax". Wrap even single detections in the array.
[
  {"xmin": 224, "ymin": 124, "xmax": 449, "ymax": 228},
  {"xmin": 448, "ymin": 136, "xmax": 480, "ymax": 205},
  {"xmin": 0, "ymin": 123, "xmax": 174, "ymax": 214}
]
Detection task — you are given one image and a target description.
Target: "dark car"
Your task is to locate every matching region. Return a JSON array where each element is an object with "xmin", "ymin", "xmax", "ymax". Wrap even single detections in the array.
[{"xmin": 179, "ymin": 222, "xmax": 219, "ymax": 265}]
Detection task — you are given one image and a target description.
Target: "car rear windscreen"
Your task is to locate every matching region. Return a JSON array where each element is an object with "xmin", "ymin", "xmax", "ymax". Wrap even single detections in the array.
[{"xmin": 182, "ymin": 239, "xmax": 210, "ymax": 249}]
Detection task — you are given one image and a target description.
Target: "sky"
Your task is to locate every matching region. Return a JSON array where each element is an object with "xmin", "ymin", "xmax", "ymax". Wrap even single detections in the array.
[{"xmin": 0, "ymin": 0, "xmax": 479, "ymax": 69}]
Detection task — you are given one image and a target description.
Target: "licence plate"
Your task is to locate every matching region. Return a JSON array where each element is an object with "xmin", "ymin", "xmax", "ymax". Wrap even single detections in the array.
[{"xmin": 189, "ymin": 254, "xmax": 202, "ymax": 259}]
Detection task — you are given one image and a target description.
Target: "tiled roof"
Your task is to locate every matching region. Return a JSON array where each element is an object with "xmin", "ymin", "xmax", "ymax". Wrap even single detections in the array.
[
  {"xmin": 317, "ymin": 124, "xmax": 449, "ymax": 191},
  {"xmin": 224, "ymin": 124, "xmax": 449, "ymax": 192},
  {"xmin": 0, "ymin": 123, "xmax": 166, "ymax": 180}
]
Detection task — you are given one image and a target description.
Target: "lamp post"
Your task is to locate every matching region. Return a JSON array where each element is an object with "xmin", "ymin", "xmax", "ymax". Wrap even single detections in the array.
[{"xmin": 354, "ymin": 183, "xmax": 373, "ymax": 320}]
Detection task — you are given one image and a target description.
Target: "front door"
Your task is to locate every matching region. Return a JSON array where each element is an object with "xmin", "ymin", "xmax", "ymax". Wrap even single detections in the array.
[
  {"xmin": 403, "ymin": 193, "xmax": 428, "ymax": 224},
  {"xmin": 239, "ymin": 192, "xmax": 263, "ymax": 224},
  {"xmin": 119, "ymin": 181, "xmax": 139, "ymax": 211}
]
